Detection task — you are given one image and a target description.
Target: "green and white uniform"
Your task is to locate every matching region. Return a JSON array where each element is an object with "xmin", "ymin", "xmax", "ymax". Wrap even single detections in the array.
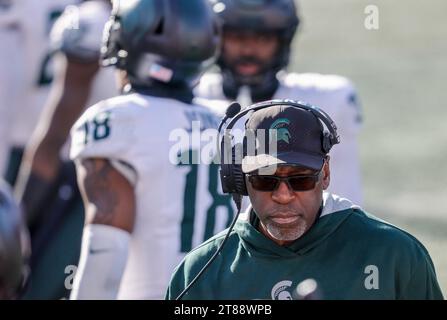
[
  {"xmin": 70, "ymin": 93, "xmax": 235, "ymax": 299},
  {"xmin": 5, "ymin": 0, "xmax": 78, "ymax": 148},
  {"xmin": 167, "ymin": 193, "xmax": 443, "ymax": 300},
  {"xmin": 17, "ymin": 1, "xmax": 118, "ymax": 300}
]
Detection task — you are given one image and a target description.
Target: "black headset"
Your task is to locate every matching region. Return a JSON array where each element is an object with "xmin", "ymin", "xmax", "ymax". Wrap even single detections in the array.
[{"xmin": 219, "ymin": 99, "xmax": 340, "ymax": 197}]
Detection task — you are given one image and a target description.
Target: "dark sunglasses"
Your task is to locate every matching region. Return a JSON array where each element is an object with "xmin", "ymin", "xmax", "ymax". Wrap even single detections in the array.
[{"xmin": 247, "ymin": 171, "xmax": 322, "ymax": 192}]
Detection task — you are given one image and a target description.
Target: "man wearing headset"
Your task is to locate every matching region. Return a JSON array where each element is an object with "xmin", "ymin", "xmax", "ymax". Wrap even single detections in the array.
[
  {"xmin": 69, "ymin": 0, "xmax": 234, "ymax": 299},
  {"xmin": 166, "ymin": 101, "xmax": 443, "ymax": 300}
]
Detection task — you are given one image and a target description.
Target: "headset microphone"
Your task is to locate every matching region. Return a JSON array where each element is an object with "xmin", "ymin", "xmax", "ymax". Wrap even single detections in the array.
[
  {"xmin": 226, "ymin": 101, "xmax": 243, "ymax": 118},
  {"xmin": 217, "ymin": 101, "xmax": 241, "ymax": 132}
]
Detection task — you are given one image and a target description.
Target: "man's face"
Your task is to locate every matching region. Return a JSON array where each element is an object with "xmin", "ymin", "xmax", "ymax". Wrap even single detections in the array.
[
  {"xmin": 246, "ymin": 163, "xmax": 330, "ymax": 246},
  {"xmin": 222, "ymin": 29, "xmax": 280, "ymax": 82}
]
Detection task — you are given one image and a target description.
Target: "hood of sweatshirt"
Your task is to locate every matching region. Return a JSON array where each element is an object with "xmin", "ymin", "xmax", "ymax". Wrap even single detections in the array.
[{"xmin": 235, "ymin": 193, "xmax": 361, "ymax": 258}]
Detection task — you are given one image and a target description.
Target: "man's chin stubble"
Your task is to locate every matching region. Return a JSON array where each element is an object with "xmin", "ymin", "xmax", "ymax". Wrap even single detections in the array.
[{"xmin": 266, "ymin": 220, "xmax": 308, "ymax": 242}]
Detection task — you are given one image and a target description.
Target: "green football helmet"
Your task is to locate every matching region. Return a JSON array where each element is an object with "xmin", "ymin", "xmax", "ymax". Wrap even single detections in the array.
[
  {"xmin": 211, "ymin": 0, "xmax": 299, "ymax": 101},
  {"xmin": 102, "ymin": 0, "xmax": 221, "ymax": 89}
]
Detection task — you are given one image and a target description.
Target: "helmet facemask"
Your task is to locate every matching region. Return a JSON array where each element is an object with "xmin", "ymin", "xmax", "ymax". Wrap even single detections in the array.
[{"xmin": 212, "ymin": 0, "xmax": 299, "ymax": 101}]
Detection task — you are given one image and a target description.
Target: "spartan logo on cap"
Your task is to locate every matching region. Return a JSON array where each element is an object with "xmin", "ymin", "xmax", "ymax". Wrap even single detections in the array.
[
  {"xmin": 271, "ymin": 280, "xmax": 293, "ymax": 300},
  {"xmin": 270, "ymin": 118, "xmax": 291, "ymax": 144}
]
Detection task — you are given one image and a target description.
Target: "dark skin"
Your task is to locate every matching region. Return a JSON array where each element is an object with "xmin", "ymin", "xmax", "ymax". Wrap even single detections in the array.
[
  {"xmin": 246, "ymin": 161, "xmax": 331, "ymax": 246},
  {"xmin": 19, "ymin": 54, "xmax": 99, "ymax": 182},
  {"xmin": 222, "ymin": 30, "xmax": 280, "ymax": 79},
  {"xmin": 15, "ymin": 0, "xmax": 115, "ymax": 225},
  {"xmin": 14, "ymin": 54, "xmax": 99, "ymax": 225},
  {"xmin": 76, "ymin": 158, "xmax": 135, "ymax": 232}
]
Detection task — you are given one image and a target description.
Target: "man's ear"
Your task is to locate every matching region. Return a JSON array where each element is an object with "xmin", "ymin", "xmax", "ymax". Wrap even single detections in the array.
[{"xmin": 321, "ymin": 156, "xmax": 330, "ymax": 190}]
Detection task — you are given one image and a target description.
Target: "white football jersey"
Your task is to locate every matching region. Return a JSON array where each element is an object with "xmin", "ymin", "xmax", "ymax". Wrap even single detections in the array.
[
  {"xmin": 195, "ymin": 72, "xmax": 364, "ymax": 205},
  {"xmin": 70, "ymin": 93, "xmax": 236, "ymax": 299},
  {"xmin": 7, "ymin": 0, "xmax": 116, "ymax": 151},
  {"xmin": 0, "ymin": 17, "xmax": 24, "ymax": 174},
  {"xmin": 7, "ymin": 0, "xmax": 78, "ymax": 146}
]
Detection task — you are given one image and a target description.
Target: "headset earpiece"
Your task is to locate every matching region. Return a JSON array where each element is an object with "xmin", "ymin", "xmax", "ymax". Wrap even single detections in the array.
[
  {"xmin": 232, "ymin": 143, "xmax": 247, "ymax": 196},
  {"xmin": 220, "ymin": 140, "xmax": 248, "ymax": 195}
]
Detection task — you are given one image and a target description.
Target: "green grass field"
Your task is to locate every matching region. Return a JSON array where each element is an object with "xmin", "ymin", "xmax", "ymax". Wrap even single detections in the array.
[{"xmin": 291, "ymin": 0, "xmax": 447, "ymax": 295}]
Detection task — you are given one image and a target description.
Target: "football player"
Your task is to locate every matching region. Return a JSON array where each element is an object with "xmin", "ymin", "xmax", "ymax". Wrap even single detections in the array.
[
  {"xmin": 0, "ymin": 179, "xmax": 30, "ymax": 300},
  {"xmin": 12, "ymin": 0, "xmax": 117, "ymax": 299},
  {"xmin": 196, "ymin": 0, "xmax": 364, "ymax": 205},
  {"xmin": 0, "ymin": 0, "xmax": 25, "ymax": 175},
  {"xmin": 69, "ymin": 0, "xmax": 234, "ymax": 299},
  {"xmin": 1, "ymin": 0, "xmax": 78, "ymax": 185},
  {"xmin": 15, "ymin": 0, "xmax": 116, "ymax": 230}
]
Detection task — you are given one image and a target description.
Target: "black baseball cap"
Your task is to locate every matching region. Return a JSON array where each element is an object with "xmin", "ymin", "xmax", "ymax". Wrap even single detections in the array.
[{"xmin": 241, "ymin": 104, "xmax": 332, "ymax": 173}]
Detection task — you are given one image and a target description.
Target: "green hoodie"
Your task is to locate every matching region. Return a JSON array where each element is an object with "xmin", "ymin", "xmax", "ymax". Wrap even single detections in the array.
[{"xmin": 166, "ymin": 194, "xmax": 444, "ymax": 300}]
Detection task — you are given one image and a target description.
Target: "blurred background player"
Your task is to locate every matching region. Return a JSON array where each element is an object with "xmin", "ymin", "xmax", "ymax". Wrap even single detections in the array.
[
  {"xmin": 69, "ymin": 0, "xmax": 234, "ymax": 299},
  {"xmin": 167, "ymin": 102, "xmax": 443, "ymax": 300},
  {"xmin": 0, "ymin": 179, "xmax": 30, "ymax": 300},
  {"xmin": 0, "ymin": 0, "xmax": 25, "ymax": 176},
  {"xmin": 0, "ymin": 0, "xmax": 77, "ymax": 299},
  {"xmin": 195, "ymin": 0, "xmax": 364, "ymax": 205},
  {"xmin": 12, "ymin": 0, "xmax": 117, "ymax": 299}
]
